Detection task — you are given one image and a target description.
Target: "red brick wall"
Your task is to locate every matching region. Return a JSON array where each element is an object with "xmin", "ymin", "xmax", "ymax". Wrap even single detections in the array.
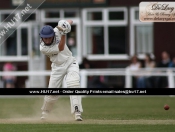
[
  {"xmin": 154, "ymin": 23, "xmax": 175, "ymax": 62},
  {"xmin": 0, "ymin": 0, "xmax": 11, "ymax": 9}
]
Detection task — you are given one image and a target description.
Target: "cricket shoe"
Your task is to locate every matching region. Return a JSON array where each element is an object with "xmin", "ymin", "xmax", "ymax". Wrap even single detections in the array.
[
  {"xmin": 75, "ymin": 112, "xmax": 83, "ymax": 121},
  {"xmin": 74, "ymin": 106, "xmax": 83, "ymax": 121},
  {"xmin": 41, "ymin": 111, "xmax": 48, "ymax": 120}
]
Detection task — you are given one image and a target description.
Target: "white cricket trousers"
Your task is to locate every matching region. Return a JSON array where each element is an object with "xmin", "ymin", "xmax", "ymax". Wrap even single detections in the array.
[
  {"xmin": 41, "ymin": 56, "xmax": 83, "ymax": 114},
  {"xmin": 49, "ymin": 56, "xmax": 79, "ymax": 88}
]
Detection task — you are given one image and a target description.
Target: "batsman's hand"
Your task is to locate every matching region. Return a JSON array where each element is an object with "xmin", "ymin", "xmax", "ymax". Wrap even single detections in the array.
[{"xmin": 57, "ymin": 20, "xmax": 71, "ymax": 35}]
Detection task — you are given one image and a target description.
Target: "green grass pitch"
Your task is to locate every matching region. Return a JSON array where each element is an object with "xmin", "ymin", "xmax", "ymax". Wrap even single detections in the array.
[{"xmin": 0, "ymin": 96, "xmax": 175, "ymax": 132}]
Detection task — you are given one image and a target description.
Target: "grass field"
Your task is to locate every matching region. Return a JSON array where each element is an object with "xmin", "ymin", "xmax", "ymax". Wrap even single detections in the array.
[{"xmin": 0, "ymin": 96, "xmax": 175, "ymax": 132}]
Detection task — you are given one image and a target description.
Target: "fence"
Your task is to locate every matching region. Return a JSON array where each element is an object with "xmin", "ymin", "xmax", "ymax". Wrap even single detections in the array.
[{"xmin": 0, "ymin": 68, "xmax": 175, "ymax": 88}]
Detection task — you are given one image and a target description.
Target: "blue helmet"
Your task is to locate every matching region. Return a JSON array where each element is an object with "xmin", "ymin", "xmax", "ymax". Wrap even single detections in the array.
[{"xmin": 39, "ymin": 25, "xmax": 55, "ymax": 38}]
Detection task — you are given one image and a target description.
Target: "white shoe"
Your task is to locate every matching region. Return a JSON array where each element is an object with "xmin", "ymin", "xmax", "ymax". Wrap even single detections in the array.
[
  {"xmin": 74, "ymin": 106, "xmax": 83, "ymax": 121},
  {"xmin": 75, "ymin": 112, "xmax": 83, "ymax": 121},
  {"xmin": 41, "ymin": 111, "xmax": 48, "ymax": 120}
]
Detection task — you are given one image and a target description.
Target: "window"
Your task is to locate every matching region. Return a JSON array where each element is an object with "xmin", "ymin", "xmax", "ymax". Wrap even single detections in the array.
[
  {"xmin": 1, "ymin": 13, "xmax": 15, "ymax": 22},
  {"xmin": 83, "ymin": 8, "xmax": 128, "ymax": 60},
  {"xmin": 135, "ymin": 25, "xmax": 153, "ymax": 54},
  {"xmin": 86, "ymin": 26, "xmax": 104, "ymax": 54},
  {"xmin": 130, "ymin": 7, "xmax": 154, "ymax": 58},
  {"xmin": 109, "ymin": 11, "xmax": 124, "ymax": 20},
  {"xmin": 135, "ymin": 11, "xmax": 139, "ymax": 20},
  {"xmin": 4, "ymin": 29, "xmax": 17, "ymax": 56},
  {"xmin": 87, "ymin": 12, "xmax": 102, "ymax": 21},
  {"xmin": 0, "ymin": 28, "xmax": 17, "ymax": 56},
  {"xmin": 45, "ymin": 11, "xmax": 60, "ymax": 18},
  {"xmin": 0, "ymin": 10, "xmax": 40, "ymax": 62},
  {"xmin": 44, "ymin": 9, "xmax": 79, "ymax": 19},
  {"xmin": 108, "ymin": 26, "xmax": 127, "ymax": 54},
  {"xmin": 64, "ymin": 11, "xmax": 78, "ymax": 18},
  {"xmin": 21, "ymin": 28, "xmax": 28, "ymax": 55},
  {"xmin": 22, "ymin": 13, "xmax": 36, "ymax": 22}
]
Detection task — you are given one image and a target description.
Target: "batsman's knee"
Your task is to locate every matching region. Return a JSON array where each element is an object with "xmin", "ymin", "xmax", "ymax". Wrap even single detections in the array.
[{"xmin": 65, "ymin": 71, "xmax": 80, "ymax": 88}]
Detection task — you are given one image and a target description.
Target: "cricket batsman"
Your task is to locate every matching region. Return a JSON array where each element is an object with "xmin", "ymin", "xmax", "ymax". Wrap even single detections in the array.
[{"xmin": 39, "ymin": 19, "xmax": 83, "ymax": 121}]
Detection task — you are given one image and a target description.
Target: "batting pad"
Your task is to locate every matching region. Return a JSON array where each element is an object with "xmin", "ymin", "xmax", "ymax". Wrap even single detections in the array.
[
  {"xmin": 41, "ymin": 95, "xmax": 59, "ymax": 112},
  {"xmin": 63, "ymin": 72, "xmax": 83, "ymax": 113},
  {"xmin": 70, "ymin": 95, "xmax": 83, "ymax": 113},
  {"xmin": 65, "ymin": 71, "xmax": 80, "ymax": 88}
]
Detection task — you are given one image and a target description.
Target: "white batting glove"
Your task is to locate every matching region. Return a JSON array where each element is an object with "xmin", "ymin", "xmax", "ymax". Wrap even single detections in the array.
[{"xmin": 57, "ymin": 20, "xmax": 71, "ymax": 35}]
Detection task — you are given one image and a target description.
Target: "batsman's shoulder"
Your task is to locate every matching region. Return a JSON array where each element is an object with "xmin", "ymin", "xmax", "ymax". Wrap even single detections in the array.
[
  {"xmin": 40, "ymin": 42, "xmax": 45, "ymax": 51},
  {"xmin": 40, "ymin": 41, "xmax": 44, "ymax": 48}
]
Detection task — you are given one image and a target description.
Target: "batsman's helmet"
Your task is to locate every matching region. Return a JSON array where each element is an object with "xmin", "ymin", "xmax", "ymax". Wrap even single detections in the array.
[{"xmin": 39, "ymin": 25, "xmax": 55, "ymax": 38}]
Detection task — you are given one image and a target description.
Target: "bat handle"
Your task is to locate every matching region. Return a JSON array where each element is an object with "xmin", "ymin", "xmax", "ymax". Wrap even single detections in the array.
[{"xmin": 56, "ymin": 26, "xmax": 64, "ymax": 31}]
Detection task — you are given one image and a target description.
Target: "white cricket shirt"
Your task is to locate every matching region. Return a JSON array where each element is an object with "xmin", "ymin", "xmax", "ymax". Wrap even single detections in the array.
[{"xmin": 40, "ymin": 27, "xmax": 73, "ymax": 65}]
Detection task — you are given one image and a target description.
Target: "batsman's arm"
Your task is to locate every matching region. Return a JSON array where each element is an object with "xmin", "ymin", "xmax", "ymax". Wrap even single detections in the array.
[
  {"xmin": 67, "ymin": 19, "xmax": 73, "ymax": 25},
  {"xmin": 58, "ymin": 35, "xmax": 66, "ymax": 51},
  {"xmin": 58, "ymin": 20, "xmax": 73, "ymax": 51}
]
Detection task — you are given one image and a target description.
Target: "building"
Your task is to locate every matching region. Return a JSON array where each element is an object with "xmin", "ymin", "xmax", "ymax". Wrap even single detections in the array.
[{"xmin": 0, "ymin": 0, "xmax": 175, "ymax": 87}]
